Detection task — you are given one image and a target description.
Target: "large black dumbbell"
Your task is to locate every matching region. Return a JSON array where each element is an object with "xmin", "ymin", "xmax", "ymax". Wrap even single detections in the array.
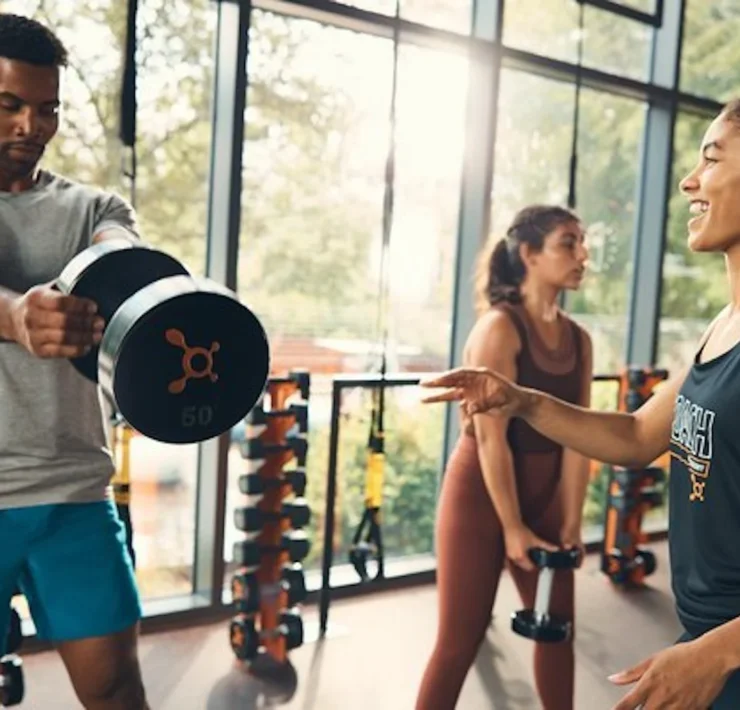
[
  {"xmin": 234, "ymin": 499, "xmax": 311, "ymax": 532},
  {"xmin": 511, "ymin": 547, "xmax": 580, "ymax": 643},
  {"xmin": 231, "ymin": 565, "xmax": 307, "ymax": 614},
  {"xmin": 0, "ymin": 656, "xmax": 23, "ymax": 707},
  {"xmin": 230, "ymin": 610, "xmax": 304, "ymax": 662},
  {"xmin": 233, "ymin": 531, "xmax": 311, "ymax": 568},
  {"xmin": 246, "ymin": 400, "xmax": 308, "ymax": 433},
  {"xmin": 56, "ymin": 240, "xmax": 270, "ymax": 444},
  {"xmin": 55, "ymin": 239, "xmax": 188, "ymax": 382},
  {"xmin": 240, "ymin": 468, "xmax": 307, "ymax": 497},
  {"xmin": 241, "ymin": 435, "xmax": 308, "ymax": 465}
]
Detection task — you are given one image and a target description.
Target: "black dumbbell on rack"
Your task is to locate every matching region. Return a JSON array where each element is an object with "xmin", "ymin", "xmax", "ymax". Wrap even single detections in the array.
[
  {"xmin": 234, "ymin": 500, "xmax": 311, "ymax": 532},
  {"xmin": 268, "ymin": 371, "xmax": 310, "ymax": 402},
  {"xmin": 231, "ymin": 566, "xmax": 307, "ymax": 614},
  {"xmin": 233, "ymin": 531, "xmax": 311, "ymax": 568},
  {"xmin": 603, "ymin": 548, "xmax": 656, "ymax": 584},
  {"xmin": 511, "ymin": 547, "xmax": 580, "ymax": 643},
  {"xmin": 0, "ymin": 655, "xmax": 23, "ymax": 707},
  {"xmin": 239, "ymin": 468, "xmax": 307, "ymax": 497},
  {"xmin": 230, "ymin": 610, "xmax": 304, "ymax": 662},
  {"xmin": 246, "ymin": 401, "xmax": 309, "ymax": 433},
  {"xmin": 241, "ymin": 436, "xmax": 308, "ymax": 465}
]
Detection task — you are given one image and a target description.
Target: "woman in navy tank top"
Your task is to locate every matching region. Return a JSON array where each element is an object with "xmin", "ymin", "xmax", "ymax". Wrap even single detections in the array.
[{"xmin": 422, "ymin": 98, "xmax": 740, "ymax": 710}]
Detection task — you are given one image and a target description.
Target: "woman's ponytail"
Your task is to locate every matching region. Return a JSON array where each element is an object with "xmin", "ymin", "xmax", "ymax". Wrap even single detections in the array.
[{"xmin": 474, "ymin": 237, "xmax": 521, "ymax": 314}]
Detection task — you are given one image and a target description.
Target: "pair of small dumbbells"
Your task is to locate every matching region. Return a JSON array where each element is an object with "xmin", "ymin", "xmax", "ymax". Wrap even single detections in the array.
[
  {"xmin": 233, "ymin": 530, "xmax": 311, "ymax": 568},
  {"xmin": 230, "ymin": 611, "xmax": 304, "ymax": 662},
  {"xmin": 234, "ymin": 499, "xmax": 311, "ymax": 533},
  {"xmin": 231, "ymin": 566, "xmax": 307, "ymax": 614},
  {"xmin": 1, "ymin": 609, "xmax": 24, "ymax": 707},
  {"xmin": 511, "ymin": 547, "xmax": 580, "ymax": 643}
]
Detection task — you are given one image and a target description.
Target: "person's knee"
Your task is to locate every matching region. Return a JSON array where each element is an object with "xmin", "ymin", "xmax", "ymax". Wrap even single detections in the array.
[
  {"xmin": 76, "ymin": 658, "xmax": 146, "ymax": 709},
  {"xmin": 432, "ymin": 625, "xmax": 488, "ymax": 667}
]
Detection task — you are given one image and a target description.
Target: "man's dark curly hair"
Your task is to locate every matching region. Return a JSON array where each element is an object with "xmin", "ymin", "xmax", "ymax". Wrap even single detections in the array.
[{"xmin": 0, "ymin": 13, "xmax": 68, "ymax": 67}]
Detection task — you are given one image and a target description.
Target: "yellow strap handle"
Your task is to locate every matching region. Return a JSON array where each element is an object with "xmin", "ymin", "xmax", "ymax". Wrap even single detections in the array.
[
  {"xmin": 364, "ymin": 451, "xmax": 384, "ymax": 509},
  {"xmin": 112, "ymin": 424, "xmax": 134, "ymax": 505}
]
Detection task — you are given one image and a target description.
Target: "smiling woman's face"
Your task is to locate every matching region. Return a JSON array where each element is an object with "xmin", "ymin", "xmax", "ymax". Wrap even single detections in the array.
[{"xmin": 679, "ymin": 111, "xmax": 740, "ymax": 254}]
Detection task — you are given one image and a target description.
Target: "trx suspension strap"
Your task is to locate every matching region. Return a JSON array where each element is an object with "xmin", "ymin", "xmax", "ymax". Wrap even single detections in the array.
[
  {"xmin": 112, "ymin": 0, "xmax": 138, "ymax": 566},
  {"xmin": 120, "ymin": 0, "xmax": 138, "ymax": 209},
  {"xmin": 112, "ymin": 414, "xmax": 137, "ymax": 568},
  {"xmin": 568, "ymin": 1, "xmax": 585, "ymax": 211},
  {"xmin": 559, "ymin": 0, "xmax": 585, "ymax": 309},
  {"xmin": 349, "ymin": 1, "xmax": 400, "ymax": 583}
]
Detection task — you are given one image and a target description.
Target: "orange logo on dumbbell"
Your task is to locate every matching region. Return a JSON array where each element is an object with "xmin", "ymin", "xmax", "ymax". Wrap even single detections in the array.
[{"xmin": 166, "ymin": 328, "xmax": 220, "ymax": 394}]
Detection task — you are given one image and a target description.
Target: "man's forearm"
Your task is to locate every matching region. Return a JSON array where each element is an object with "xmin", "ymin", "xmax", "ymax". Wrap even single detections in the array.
[
  {"xmin": 0, "ymin": 287, "xmax": 20, "ymax": 342},
  {"xmin": 521, "ymin": 390, "xmax": 644, "ymax": 467},
  {"xmin": 93, "ymin": 225, "xmax": 141, "ymax": 246}
]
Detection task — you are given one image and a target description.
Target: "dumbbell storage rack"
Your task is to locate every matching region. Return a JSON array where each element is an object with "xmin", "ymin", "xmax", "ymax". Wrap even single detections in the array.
[
  {"xmin": 230, "ymin": 370, "xmax": 311, "ymax": 666},
  {"xmin": 601, "ymin": 367, "xmax": 669, "ymax": 586}
]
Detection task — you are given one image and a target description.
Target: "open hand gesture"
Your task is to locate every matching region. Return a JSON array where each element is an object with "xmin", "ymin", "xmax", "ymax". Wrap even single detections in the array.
[{"xmin": 420, "ymin": 366, "xmax": 531, "ymax": 419}]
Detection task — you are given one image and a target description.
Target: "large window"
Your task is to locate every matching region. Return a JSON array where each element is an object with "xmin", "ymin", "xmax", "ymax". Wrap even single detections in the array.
[
  {"xmin": 503, "ymin": 0, "xmax": 653, "ymax": 81},
  {"xmin": 491, "ymin": 70, "xmax": 645, "ymax": 375},
  {"xmin": 340, "ymin": 0, "xmax": 472, "ymax": 34},
  {"xmin": 657, "ymin": 111, "xmax": 722, "ymax": 371},
  {"xmin": 225, "ymin": 9, "xmax": 466, "ymax": 586},
  {"xmin": 680, "ymin": 0, "xmax": 740, "ymax": 103},
  {"xmin": 491, "ymin": 68, "xmax": 646, "ymax": 535},
  {"xmin": 2, "ymin": 0, "xmax": 216, "ymax": 601}
]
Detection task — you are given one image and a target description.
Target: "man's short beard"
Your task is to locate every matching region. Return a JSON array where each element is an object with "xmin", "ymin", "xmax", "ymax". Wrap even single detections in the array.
[{"xmin": 0, "ymin": 149, "xmax": 41, "ymax": 181}]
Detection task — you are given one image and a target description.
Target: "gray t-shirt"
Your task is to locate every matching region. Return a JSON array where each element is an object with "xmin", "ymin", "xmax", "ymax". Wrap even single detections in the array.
[{"xmin": 0, "ymin": 170, "xmax": 139, "ymax": 509}]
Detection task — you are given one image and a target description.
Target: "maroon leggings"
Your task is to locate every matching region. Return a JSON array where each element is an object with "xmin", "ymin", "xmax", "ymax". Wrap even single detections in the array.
[{"xmin": 416, "ymin": 436, "xmax": 575, "ymax": 710}]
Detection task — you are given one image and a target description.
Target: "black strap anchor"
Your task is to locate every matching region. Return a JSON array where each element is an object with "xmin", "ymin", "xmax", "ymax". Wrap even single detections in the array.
[{"xmin": 349, "ymin": 0, "xmax": 400, "ymax": 585}]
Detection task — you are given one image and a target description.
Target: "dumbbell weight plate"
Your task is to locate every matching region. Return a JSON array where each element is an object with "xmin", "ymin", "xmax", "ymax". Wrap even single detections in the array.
[
  {"xmin": 285, "ymin": 531, "xmax": 311, "ymax": 562},
  {"xmin": 636, "ymin": 549, "xmax": 657, "ymax": 576},
  {"xmin": 232, "ymin": 573, "xmax": 260, "ymax": 614},
  {"xmin": 56, "ymin": 239, "xmax": 189, "ymax": 383},
  {"xmin": 234, "ymin": 506, "xmax": 262, "ymax": 533},
  {"xmin": 99, "ymin": 275, "xmax": 270, "ymax": 444},
  {"xmin": 229, "ymin": 618, "xmax": 259, "ymax": 661},
  {"xmin": 280, "ymin": 611, "xmax": 304, "ymax": 651},
  {"xmin": 511, "ymin": 609, "xmax": 572, "ymax": 643},
  {"xmin": 528, "ymin": 547, "xmax": 581, "ymax": 570},
  {"xmin": 285, "ymin": 569, "xmax": 307, "ymax": 606},
  {"xmin": 233, "ymin": 540, "xmax": 261, "ymax": 568},
  {"xmin": 0, "ymin": 655, "xmax": 24, "ymax": 706},
  {"xmin": 286, "ymin": 499, "xmax": 311, "ymax": 528}
]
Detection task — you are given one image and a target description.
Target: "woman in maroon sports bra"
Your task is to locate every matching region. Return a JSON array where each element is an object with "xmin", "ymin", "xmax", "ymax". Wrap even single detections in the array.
[{"xmin": 416, "ymin": 204, "xmax": 592, "ymax": 710}]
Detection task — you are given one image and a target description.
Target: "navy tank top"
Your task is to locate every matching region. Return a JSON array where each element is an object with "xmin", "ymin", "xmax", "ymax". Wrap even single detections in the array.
[{"xmin": 669, "ymin": 334, "xmax": 740, "ymax": 636}]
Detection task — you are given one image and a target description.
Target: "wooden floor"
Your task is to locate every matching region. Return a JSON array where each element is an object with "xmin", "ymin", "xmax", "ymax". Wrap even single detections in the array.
[{"xmin": 18, "ymin": 541, "xmax": 682, "ymax": 709}]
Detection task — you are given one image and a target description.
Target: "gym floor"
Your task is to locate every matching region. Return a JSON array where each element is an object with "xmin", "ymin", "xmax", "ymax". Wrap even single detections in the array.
[{"xmin": 20, "ymin": 541, "xmax": 681, "ymax": 709}]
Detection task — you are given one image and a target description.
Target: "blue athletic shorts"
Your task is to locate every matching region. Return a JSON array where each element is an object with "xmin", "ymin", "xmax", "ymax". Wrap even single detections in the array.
[
  {"xmin": 0, "ymin": 500, "xmax": 142, "ymax": 655},
  {"xmin": 676, "ymin": 630, "xmax": 740, "ymax": 709}
]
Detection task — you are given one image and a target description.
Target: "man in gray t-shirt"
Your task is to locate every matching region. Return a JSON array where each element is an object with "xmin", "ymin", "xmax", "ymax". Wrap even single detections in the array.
[{"xmin": 0, "ymin": 14, "xmax": 149, "ymax": 709}]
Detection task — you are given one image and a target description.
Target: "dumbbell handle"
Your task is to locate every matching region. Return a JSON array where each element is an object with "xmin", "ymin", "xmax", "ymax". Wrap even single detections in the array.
[{"xmin": 533, "ymin": 567, "xmax": 554, "ymax": 621}]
